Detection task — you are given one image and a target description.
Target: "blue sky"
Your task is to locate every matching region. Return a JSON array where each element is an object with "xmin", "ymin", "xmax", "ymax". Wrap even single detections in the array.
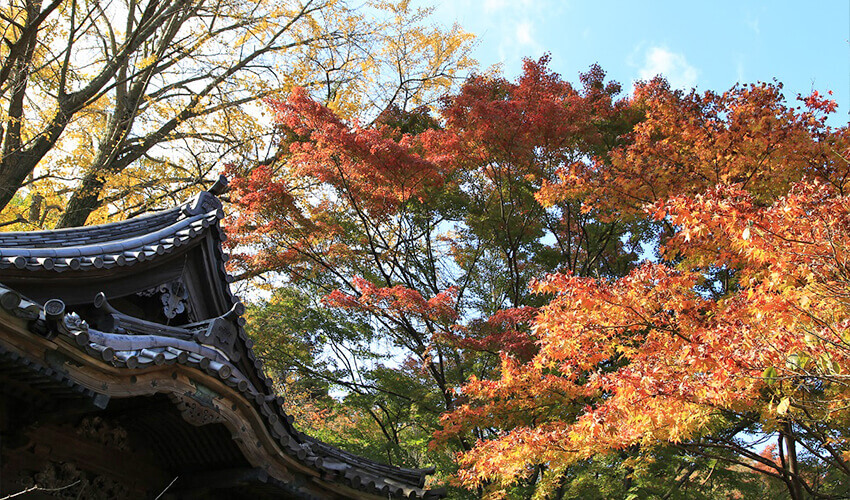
[{"xmin": 425, "ymin": 0, "xmax": 849, "ymax": 125}]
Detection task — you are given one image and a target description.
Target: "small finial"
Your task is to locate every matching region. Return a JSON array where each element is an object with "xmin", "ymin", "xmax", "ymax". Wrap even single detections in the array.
[{"xmin": 209, "ymin": 175, "xmax": 229, "ymax": 196}]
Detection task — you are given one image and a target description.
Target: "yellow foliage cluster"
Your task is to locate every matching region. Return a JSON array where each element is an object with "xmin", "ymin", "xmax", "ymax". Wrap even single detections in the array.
[{"xmin": 0, "ymin": 0, "xmax": 475, "ymax": 230}]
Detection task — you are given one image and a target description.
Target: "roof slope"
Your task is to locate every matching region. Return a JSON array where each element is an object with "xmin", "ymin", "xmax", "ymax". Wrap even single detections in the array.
[{"xmin": 0, "ymin": 189, "xmax": 223, "ymax": 271}]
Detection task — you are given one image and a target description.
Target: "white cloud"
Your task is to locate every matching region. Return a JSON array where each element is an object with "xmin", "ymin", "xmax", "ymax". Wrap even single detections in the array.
[
  {"xmin": 446, "ymin": 0, "xmax": 557, "ymax": 74},
  {"xmin": 515, "ymin": 20, "xmax": 536, "ymax": 47},
  {"xmin": 637, "ymin": 46, "xmax": 699, "ymax": 89},
  {"xmin": 736, "ymin": 56, "xmax": 746, "ymax": 83},
  {"xmin": 483, "ymin": 0, "xmax": 509, "ymax": 11}
]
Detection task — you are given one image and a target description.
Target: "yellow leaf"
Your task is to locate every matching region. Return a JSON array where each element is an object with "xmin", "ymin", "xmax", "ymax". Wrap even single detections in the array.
[{"xmin": 777, "ymin": 397, "xmax": 790, "ymax": 415}]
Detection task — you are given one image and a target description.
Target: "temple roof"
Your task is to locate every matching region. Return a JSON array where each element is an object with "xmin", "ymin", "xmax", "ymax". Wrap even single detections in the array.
[
  {"xmin": 0, "ymin": 179, "xmax": 443, "ymax": 499},
  {"xmin": 0, "ymin": 189, "xmax": 223, "ymax": 272}
]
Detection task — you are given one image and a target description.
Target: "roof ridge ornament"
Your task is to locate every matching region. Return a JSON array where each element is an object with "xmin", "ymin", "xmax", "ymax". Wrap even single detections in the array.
[
  {"xmin": 179, "ymin": 302, "xmax": 245, "ymax": 363},
  {"xmin": 179, "ymin": 175, "xmax": 228, "ymax": 218},
  {"xmin": 208, "ymin": 174, "xmax": 229, "ymax": 196},
  {"xmin": 181, "ymin": 191, "xmax": 224, "ymax": 218},
  {"xmin": 176, "ymin": 174, "xmax": 228, "ymax": 219}
]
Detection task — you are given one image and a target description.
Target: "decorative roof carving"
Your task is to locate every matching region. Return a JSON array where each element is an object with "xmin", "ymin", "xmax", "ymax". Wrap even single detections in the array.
[
  {"xmin": 138, "ymin": 280, "xmax": 190, "ymax": 319},
  {"xmin": 170, "ymin": 392, "xmax": 227, "ymax": 427}
]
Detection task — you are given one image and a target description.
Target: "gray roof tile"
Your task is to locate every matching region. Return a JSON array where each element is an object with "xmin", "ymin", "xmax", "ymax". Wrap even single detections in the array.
[{"xmin": 0, "ymin": 192, "xmax": 224, "ymax": 271}]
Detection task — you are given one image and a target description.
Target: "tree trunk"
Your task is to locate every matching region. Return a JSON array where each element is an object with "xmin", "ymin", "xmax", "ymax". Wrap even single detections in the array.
[{"xmin": 783, "ymin": 422, "xmax": 804, "ymax": 500}]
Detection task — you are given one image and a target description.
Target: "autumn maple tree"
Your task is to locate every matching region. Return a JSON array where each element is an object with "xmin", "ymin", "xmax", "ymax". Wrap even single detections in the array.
[
  {"xmin": 226, "ymin": 56, "xmax": 647, "ymax": 492},
  {"xmin": 439, "ymin": 82, "xmax": 850, "ymax": 498}
]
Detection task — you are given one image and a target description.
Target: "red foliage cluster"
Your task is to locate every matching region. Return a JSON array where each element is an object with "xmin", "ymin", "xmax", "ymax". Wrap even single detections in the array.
[
  {"xmin": 323, "ymin": 277, "xmax": 458, "ymax": 326},
  {"xmin": 441, "ymin": 307, "xmax": 539, "ymax": 362}
]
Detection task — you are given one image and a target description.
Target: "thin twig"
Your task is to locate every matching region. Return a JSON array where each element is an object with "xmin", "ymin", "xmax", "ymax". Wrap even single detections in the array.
[
  {"xmin": 154, "ymin": 476, "xmax": 179, "ymax": 500},
  {"xmin": 1, "ymin": 480, "xmax": 81, "ymax": 499}
]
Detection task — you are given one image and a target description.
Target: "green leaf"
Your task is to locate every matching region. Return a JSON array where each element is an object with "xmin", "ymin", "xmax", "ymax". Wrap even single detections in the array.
[{"xmin": 762, "ymin": 366, "xmax": 778, "ymax": 385}]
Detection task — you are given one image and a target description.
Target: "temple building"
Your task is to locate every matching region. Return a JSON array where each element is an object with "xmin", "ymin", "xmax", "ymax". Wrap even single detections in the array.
[{"xmin": 0, "ymin": 178, "xmax": 442, "ymax": 499}]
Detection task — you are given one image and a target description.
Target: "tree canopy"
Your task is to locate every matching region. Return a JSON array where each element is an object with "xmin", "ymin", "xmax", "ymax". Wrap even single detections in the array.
[
  {"xmin": 225, "ymin": 56, "xmax": 645, "ymax": 490},
  {"xmin": 0, "ymin": 0, "xmax": 473, "ymax": 229},
  {"xmin": 439, "ymin": 80, "xmax": 850, "ymax": 499},
  {"xmin": 227, "ymin": 57, "xmax": 850, "ymax": 499}
]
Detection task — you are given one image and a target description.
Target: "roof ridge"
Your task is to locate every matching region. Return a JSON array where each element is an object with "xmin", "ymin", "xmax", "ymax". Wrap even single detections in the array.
[
  {"xmin": 0, "ymin": 204, "xmax": 181, "ymax": 237},
  {"xmin": 0, "ymin": 188, "xmax": 224, "ymax": 251}
]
